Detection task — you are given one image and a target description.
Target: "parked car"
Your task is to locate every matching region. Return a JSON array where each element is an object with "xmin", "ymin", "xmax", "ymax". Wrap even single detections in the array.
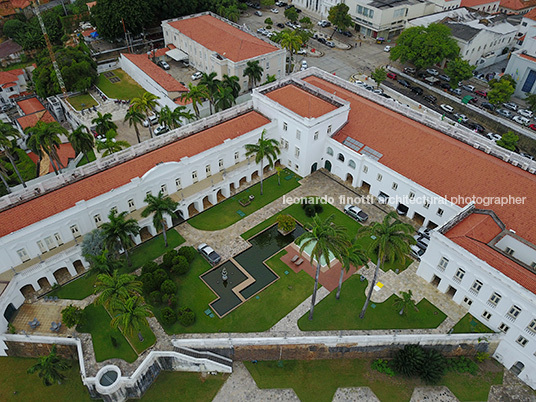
[
  {"xmin": 461, "ymin": 84, "xmax": 475, "ymax": 92},
  {"xmin": 397, "ymin": 79, "xmax": 410, "ymax": 87},
  {"xmin": 475, "ymin": 90, "xmax": 487, "ymax": 97},
  {"xmin": 344, "ymin": 204, "xmax": 369, "ymax": 222},
  {"xmin": 154, "ymin": 124, "xmax": 169, "ymax": 136},
  {"xmin": 143, "ymin": 114, "xmax": 158, "ymax": 127},
  {"xmin": 450, "ymin": 88, "xmax": 462, "ymax": 96},
  {"xmin": 481, "ymin": 102, "xmax": 494, "ymax": 111},
  {"xmin": 426, "ymin": 68, "xmax": 439, "ymax": 76},
  {"xmin": 519, "ymin": 152, "xmax": 534, "ymax": 160},
  {"xmin": 297, "ymin": 49, "xmax": 307, "ymax": 55},
  {"xmin": 513, "ymin": 115, "xmax": 531, "ymax": 125},
  {"xmin": 387, "ymin": 72, "xmax": 397, "ymax": 80},
  {"xmin": 157, "ymin": 60, "xmax": 170, "ymax": 70},
  {"xmin": 423, "ymin": 94, "xmax": 436, "ymax": 103},
  {"xmin": 453, "ymin": 113, "xmax": 468, "ymax": 123},
  {"xmin": 404, "ymin": 67, "xmax": 416, "ymax": 74},
  {"xmin": 439, "ymin": 82, "xmax": 451, "ymax": 90},
  {"xmin": 468, "ymin": 122, "xmax": 485, "ymax": 133},
  {"xmin": 317, "ymin": 19, "xmax": 331, "ymax": 27},
  {"xmin": 191, "ymin": 71, "xmax": 203, "ymax": 80},
  {"xmin": 530, "ymin": 124, "xmax": 536, "ymax": 131},
  {"xmin": 503, "ymin": 102, "xmax": 518, "ymax": 111},
  {"xmin": 518, "ymin": 109, "xmax": 533, "ymax": 118},
  {"xmin": 325, "ymin": 40, "xmax": 335, "ymax": 48},
  {"xmin": 198, "ymin": 243, "xmax": 222, "ymax": 265},
  {"xmin": 410, "ymin": 244, "xmax": 426, "ymax": 260},
  {"xmin": 496, "ymin": 108, "xmax": 512, "ymax": 118},
  {"xmin": 254, "ymin": 10, "xmax": 262, "ymax": 16},
  {"xmin": 486, "ymin": 133, "xmax": 501, "ymax": 142},
  {"xmin": 410, "ymin": 86, "xmax": 423, "ymax": 95},
  {"xmin": 270, "ymin": 7, "xmax": 279, "ymax": 13},
  {"xmin": 384, "ymin": 45, "xmax": 391, "ymax": 52},
  {"xmin": 440, "ymin": 104, "xmax": 454, "ymax": 113},
  {"xmin": 300, "ymin": 60, "xmax": 308, "ymax": 71},
  {"xmin": 438, "ymin": 74, "xmax": 450, "ymax": 82},
  {"xmin": 276, "ymin": 22, "xmax": 285, "ymax": 28}
]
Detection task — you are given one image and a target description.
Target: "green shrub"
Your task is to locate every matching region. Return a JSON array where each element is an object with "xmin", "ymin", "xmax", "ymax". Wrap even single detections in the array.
[
  {"xmin": 177, "ymin": 307, "xmax": 195, "ymax": 327},
  {"xmin": 475, "ymin": 351, "xmax": 489, "ymax": 363},
  {"xmin": 304, "ymin": 204, "xmax": 316, "ymax": 217},
  {"xmin": 371, "ymin": 359, "xmax": 395, "ymax": 377},
  {"xmin": 153, "ymin": 268, "xmax": 168, "ymax": 287},
  {"xmin": 420, "ymin": 349, "xmax": 446, "ymax": 384},
  {"xmin": 172, "ymin": 255, "xmax": 190, "ymax": 275},
  {"xmin": 276, "ymin": 214, "xmax": 296, "ymax": 233},
  {"xmin": 161, "ymin": 307, "xmax": 176, "ymax": 325},
  {"xmin": 392, "ymin": 345, "xmax": 425, "ymax": 377},
  {"xmin": 178, "ymin": 246, "xmax": 196, "ymax": 263},
  {"xmin": 161, "ymin": 249, "xmax": 178, "ymax": 269},
  {"xmin": 314, "ymin": 203, "xmax": 323, "ymax": 213},
  {"xmin": 160, "ymin": 279, "xmax": 177, "ymax": 295},
  {"xmin": 446, "ymin": 356, "xmax": 478, "ymax": 375},
  {"xmin": 149, "ymin": 290, "xmax": 161, "ymax": 304},
  {"xmin": 61, "ymin": 305, "xmax": 86, "ymax": 328},
  {"xmin": 8, "ymin": 323, "xmax": 16, "ymax": 334},
  {"xmin": 162, "ymin": 293, "xmax": 177, "ymax": 308},
  {"xmin": 110, "ymin": 335, "xmax": 118, "ymax": 348},
  {"xmin": 142, "ymin": 261, "xmax": 159, "ymax": 275},
  {"xmin": 141, "ymin": 273, "xmax": 158, "ymax": 294}
]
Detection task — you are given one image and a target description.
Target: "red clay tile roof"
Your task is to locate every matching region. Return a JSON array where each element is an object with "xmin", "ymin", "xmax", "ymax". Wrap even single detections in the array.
[
  {"xmin": 0, "ymin": 69, "xmax": 23, "ymax": 86},
  {"xmin": 265, "ymin": 84, "xmax": 338, "ymax": 118},
  {"xmin": 446, "ymin": 213, "xmax": 536, "ymax": 294},
  {"xmin": 17, "ymin": 97, "xmax": 44, "ymax": 115},
  {"xmin": 168, "ymin": 14, "xmax": 279, "ymax": 62},
  {"xmin": 520, "ymin": 53, "xmax": 536, "ymax": 62},
  {"xmin": 461, "ymin": 0, "xmax": 498, "ymax": 7},
  {"xmin": 11, "ymin": 0, "xmax": 30, "ymax": 8},
  {"xmin": 86, "ymin": 1, "xmax": 96, "ymax": 9},
  {"xmin": 81, "ymin": 28, "xmax": 96, "ymax": 37},
  {"xmin": 17, "ymin": 110, "xmax": 56, "ymax": 130},
  {"xmin": 524, "ymin": 6, "xmax": 536, "ymax": 17},
  {"xmin": 0, "ymin": 39, "xmax": 22, "ymax": 59},
  {"xmin": 2, "ymin": 82, "xmax": 16, "ymax": 88},
  {"xmin": 122, "ymin": 53, "xmax": 188, "ymax": 93},
  {"xmin": 303, "ymin": 75, "xmax": 536, "ymax": 244},
  {"xmin": 0, "ymin": 111, "xmax": 270, "ymax": 236},
  {"xmin": 500, "ymin": 0, "xmax": 536, "ymax": 10},
  {"xmin": 27, "ymin": 143, "xmax": 75, "ymax": 173}
]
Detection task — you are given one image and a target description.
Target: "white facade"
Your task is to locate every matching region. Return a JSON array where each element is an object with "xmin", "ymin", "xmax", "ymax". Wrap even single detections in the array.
[
  {"xmin": 0, "ymin": 69, "xmax": 26, "ymax": 106},
  {"xmin": 505, "ymin": 23, "xmax": 536, "ymax": 96}
]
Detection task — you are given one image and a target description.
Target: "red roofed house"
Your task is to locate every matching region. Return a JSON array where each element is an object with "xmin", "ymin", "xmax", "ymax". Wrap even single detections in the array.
[
  {"xmin": 499, "ymin": 0, "xmax": 536, "ymax": 14},
  {"xmin": 460, "ymin": 0, "xmax": 500, "ymax": 12},
  {"xmin": 14, "ymin": 97, "xmax": 58, "ymax": 139},
  {"xmin": 0, "ymin": 68, "xmax": 26, "ymax": 105},
  {"xmin": 162, "ymin": 12, "xmax": 286, "ymax": 94},
  {"xmin": 0, "ymin": 39, "xmax": 24, "ymax": 67}
]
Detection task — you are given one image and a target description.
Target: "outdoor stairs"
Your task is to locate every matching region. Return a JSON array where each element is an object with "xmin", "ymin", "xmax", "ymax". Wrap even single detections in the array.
[{"xmin": 174, "ymin": 346, "xmax": 233, "ymax": 369}]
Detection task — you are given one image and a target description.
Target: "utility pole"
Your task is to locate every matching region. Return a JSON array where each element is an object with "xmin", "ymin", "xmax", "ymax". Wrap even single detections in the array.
[{"xmin": 121, "ymin": 18, "xmax": 132, "ymax": 53}]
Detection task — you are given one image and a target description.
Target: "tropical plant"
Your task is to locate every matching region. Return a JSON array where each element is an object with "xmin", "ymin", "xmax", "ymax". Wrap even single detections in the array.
[
  {"xmin": 0, "ymin": 161, "xmax": 10, "ymax": 193},
  {"xmin": 91, "ymin": 111, "xmax": 117, "ymax": 137},
  {"xmin": 371, "ymin": 358, "xmax": 395, "ymax": 377},
  {"xmin": 392, "ymin": 344, "xmax": 425, "ymax": 377},
  {"xmin": 110, "ymin": 296, "xmax": 152, "ymax": 336},
  {"xmin": 243, "ymin": 60, "xmax": 264, "ymax": 91},
  {"xmin": 496, "ymin": 131, "xmax": 518, "ymax": 151},
  {"xmin": 284, "ymin": 6, "xmax": 299, "ymax": 22},
  {"xmin": 0, "ymin": 122, "xmax": 26, "ymax": 188},
  {"xmin": 68, "ymin": 125, "xmax": 94, "ymax": 163},
  {"xmin": 87, "ymin": 248, "xmax": 119, "ymax": 276},
  {"xmin": 371, "ymin": 67, "xmax": 387, "ymax": 88},
  {"xmin": 297, "ymin": 214, "xmax": 349, "ymax": 320},
  {"xmin": 100, "ymin": 209, "xmax": 140, "ymax": 265},
  {"xmin": 222, "ymin": 74, "xmax": 241, "ymax": 98},
  {"xmin": 214, "ymin": 84, "xmax": 236, "ymax": 112},
  {"xmin": 61, "ymin": 305, "xmax": 85, "ymax": 328},
  {"xmin": 141, "ymin": 191, "xmax": 178, "ymax": 247},
  {"xmin": 180, "ymin": 83, "xmax": 209, "ymax": 119},
  {"xmin": 171, "ymin": 105, "xmax": 195, "ymax": 128},
  {"xmin": 25, "ymin": 121, "xmax": 67, "ymax": 175},
  {"xmin": 199, "ymin": 72, "xmax": 220, "ymax": 114},
  {"xmin": 244, "ymin": 129, "xmax": 280, "ymax": 195},
  {"xmin": 328, "ymin": 3, "xmax": 353, "ymax": 38},
  {"xmin": 95, "ymin": 129, "xmax": 130, "ymax": 157},
  {"xmin": 356, "ymin": 211, "xmax": 415, "ymax": 319},
  {"xmin": 81, "ymin": 228, "xmax": 106, "ymax": 261},
  {"xmin": 393, "ymin": 289, "xmax": 418, "ymax": 315},
  {"xmin": 94, "ymin": 270, "xmax": 142, "ymax": 308},
  {"xmin": 336, "ymin": 239, "xmax": 368, "ymax": 300},
  {"xmin": 444, "ymin": 58, "xmax": 474, "ymax": 89},
  {"xmin": 276, "ymin": 214, "xmax": 296, "ymax": 233},
  {"xmin": 525, "ymin": 92, "xmax": 536, "ymax": 112},
  {"xmin": 27, "ymin": 345, "xmax": 70, "ymax": 386},
  {"xmin": 420, "ymin": 349, "xmax": 446, "ymax": 384},
  {"xmin": 130, "ymin": 92, "xmax": 160, "ymax": 137},
  {"xmin": 488, "ymin": 79, "xmax": 515, "ymax": 105},
  {"xmin": 279, "ymin": 30, "xmax": 303, "ymax": 73},
  {"xmin": 124, "ymin": 106, "xmax": 145, "ymax": 143},
  {"xmin": 275, "ymin": 165, "xmax": 284, "ymax": 185}
]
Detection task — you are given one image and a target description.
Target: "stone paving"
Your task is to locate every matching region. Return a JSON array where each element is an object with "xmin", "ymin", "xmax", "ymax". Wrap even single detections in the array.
[
  {"xmin": 410, "ymin": 387, "xmax": 459, "ymax": 402},
  {"xmin": 332, "ymin": 387, "xmax": 381, "ymax": 401}
]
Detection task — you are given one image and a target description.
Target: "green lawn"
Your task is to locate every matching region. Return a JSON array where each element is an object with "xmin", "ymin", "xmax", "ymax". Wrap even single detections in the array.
[
  {"xmin": 67, "ymin": 94, "xmax": 98, "ymax": 111},
  {"xmin": 125, "ymin": 229, "xmax": 185, "ymax": 273},
  {"xmin": 133, "ymin": 371, "xmax": 229, "ymax": 401},
  {"xmin": 76, "ymin": 149, "xmax": 96, "ymax": 167},
  {"xmin": 0, "ymin": 357, "xmax": 90, "ymax": 401},
  {"xmin": 49, "ymin": 274, "xmax": 96, "ymax": 300},
  {"xmin": 452, "ymin": 313, "xmax": 494, "ymax": 334},
  {"xmin": 188, "ymin": 169, "xmax": 301, "ymax": 231},
  {"xmin": 158, "ymin": 250, "xmax": 315, "ymax": 334},
  {"xmin": 96, "ymin": 69, "xmax": 146, "ymax": 100},
  {"xmin": 244, "ymin": 358, "xmax": 503, "ymax": 402},
  {"xmin": 298, "ymin": 276, "xmax": 446, "ymax": 331}
]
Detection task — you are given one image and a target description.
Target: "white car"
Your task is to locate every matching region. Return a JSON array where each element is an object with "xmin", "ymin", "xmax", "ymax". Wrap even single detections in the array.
[
  {"xmin": 191, "ymin": 71, "xmax": 203, "ymax": 80},
  {"xmin": 453, "ymin": 113, "xmax": 468, "ymax": 123},
  {"xmin": 440, "ymin": 104, "xmax": 454, "ymax": 113},
  {"xmin": 426, "ymin": 68, "xmax": 439, "ymax": 76},
  {"xmin": 142, "ymin": 114, "xmax": 158, "ymax": 127},
  {"xmin": 270, "ymin": 8, "xmax": 279, "ymax": 13},
  {"xmin": 154, "ymin": 124, "xmax": 169, "ymax": 136},
  {"xmin": 344, "ymin": 204, "xmax": 369, "ymax": 222},
  {"xmin": 198, "ymin": 243, "xmax": 221, "ymax": 265},
  {"xmin": 518, "ymin": 109, "xmax": 533, "ymax": 118},
  {"xmin": 513, "ymin": 115, "xmax": 530, "ymax": 126},
  {"xmin": 383, "ymin": 45, "xmax": 391, "ymax": 52},
  {"xmin": 297, "ymin": 49, "xmax": 307, "ymax": 55},
  {"xmin": 486, "ymin": 133, "xmax": 501, "ymax": 142},
  {"xmin": 300, "ymin": 60, "xmax": 308, "ymax": 70}
]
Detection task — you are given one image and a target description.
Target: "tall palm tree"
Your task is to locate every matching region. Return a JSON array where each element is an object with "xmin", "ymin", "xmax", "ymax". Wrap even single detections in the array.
[
  {"xmin": 356, "ymin": 211, "xmax": 415, "ymax": 319},
  {"xmin": 171, "ymin": 105, "xmax": 195, "ymax": 128},
  {"xmin": 94, "ymin": 270, "xmax": 142, "ymax": 308},
  {"xmin": 68, "ymin": 125, "xmax": 94, "ymax": 163},
  {"xmin": 0, "ymin": 122, "xmax": 25, "ymax": 188},
  {"xmin": 244, "ymin": 129, "xmax": 280, "ymax": 195},
  {"xmin": 91, "ymin": 111, "xmax": 117, "ymax": 137},
  {"xmin": 297, "ymin": 214, "xmax": 349, "ymax": 320},
  {"xmin": 180, "ymin": 83, "xmax": 209, "ymax": 119},
  {"xmin": 100, "ymin": 209, "xmax": 140, "ymax": 265},
  {"xmin": 141, "ymin": 191, "xmax": 179, "ymax": 247},
  {"xmin": 25, "ymin": 121, "xmax": 67, "ymax": 175},
  {"xmin": 214, "ymin": 85, "xmax": 236, "ymax": 112},
  {"xmin": 199, "ymin": 72, "xmax": 220, "ymax": 114},
  {"xmin": 130, "ymin": 92, "xmax": 160, "ymax": 137},
  {"xmin": 158, "ymin": 105, "xmax": 174, "ymax": 129},
  {"xmin": 96, "ymin": 129, "xmax": 130, "ymax": 157},
  {"xmin": 280, "ymin": 30, "xmax": 303, "ymax": 73},
  {"xmin": 393, "ymin": 290, "xmax": 418, "ymax": 315},
  {"xmin": 110, "ymin": 296, "xmax": 152, "ymax": 336},
  {"xmin": 124, "ymin": 107, "xmax": 145, "ymax": 144},
  {"xmin": 336, "ymin": 238, "xmax": 369, "ymax": 300},
  {"xmin": 243, "ymin": 60, "xmax": 263, "ymax": 91},
  {"xmin": 27, "ymin": 344, "xmax": 70, "ymax": 386},
  {"xmin": 222, "ymin": 74, "xmax": 241, "ymax": 98}
]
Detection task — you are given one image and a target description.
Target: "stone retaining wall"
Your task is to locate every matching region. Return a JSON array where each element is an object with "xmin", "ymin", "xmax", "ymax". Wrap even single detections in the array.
[{"xmin": 4, "ymin": 340, "xmax": 79, "ymax": 360}]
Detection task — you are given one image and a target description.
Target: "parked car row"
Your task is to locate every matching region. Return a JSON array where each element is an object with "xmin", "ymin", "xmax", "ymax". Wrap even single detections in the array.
[
  {"xmin": 411, "ymin": 227, "xmax": 431, "ymax": 260},
  {"xmin": 312, "ymin": 33, "xmax": 335, "ymax": 48}
]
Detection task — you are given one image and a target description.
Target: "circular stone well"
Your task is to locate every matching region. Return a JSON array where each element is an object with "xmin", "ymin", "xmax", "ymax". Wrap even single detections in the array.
[{"xmin": 95, "ymin": 365, "xmax": 122, "ymax": 395}]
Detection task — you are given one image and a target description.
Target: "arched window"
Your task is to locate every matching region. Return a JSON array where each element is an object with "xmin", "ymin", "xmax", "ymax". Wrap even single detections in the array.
[
  {"xmin": 348, "ymin": 160, "xmax": 356, "ymax": 169},
  {"xmin": 337, "ymin": 153, "xmax": 345, "ymax": 162},
  {"xmin": 327, "ymin": 147, "xmax": 334, "ymax": 156}
]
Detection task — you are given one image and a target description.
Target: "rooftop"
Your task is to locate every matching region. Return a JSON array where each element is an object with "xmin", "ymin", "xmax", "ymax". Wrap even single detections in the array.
[
  {"xmin": 27, "ymin": 143, "xmax": 75, "ymax": 174},
  {"xmin": 461, "ymin": 0, "xmax": 500, "ymax": 7},
  {"xmin": 166, "ymin": 13, "xmax": 279, "ymax": 62},
  {"xmin": 0, "ymin": 39, "xmax": 22, "ymax": 59},
  {"xmin": 17, "ymin": 97, "xmax": 44, "ymax": 115},
  {"xmin": 0, "ymin": 111, "xmax": 270, "ymax": 237},
  {"xmin": 303, "ymin": 75, "xmax": 536, "ymax": 244},
  {"xmin": 264, "ymin": 83, "xmax": 339, "ymax": 119},
  {"xmin": 0, "ymin": 68, "xmax": 23, "ymax": 86},
  {"xmin": 447, "ymin": 22, "xmax": 481, "ymax": 41},
  {"xmin": 17, "ymin": 110, "xmax": 56, "ymax": 131},
  {"xmin": 500, "ymin": 0, "xmax": 536, "ymax": 10}
]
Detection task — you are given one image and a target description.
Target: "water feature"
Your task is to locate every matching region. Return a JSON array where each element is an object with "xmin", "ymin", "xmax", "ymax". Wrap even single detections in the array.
[
  {"xmin": 201, "ymin": 260, "xmax": 248, "ymax": 316},
  {"xmin": 99, "ymin": 370, "xmax": 118, "ymax": 386}
]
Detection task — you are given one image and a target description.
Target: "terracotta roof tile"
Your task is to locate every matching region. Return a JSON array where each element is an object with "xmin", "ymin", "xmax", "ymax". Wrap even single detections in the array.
[
  {"xmin": 520, "ymin": 53, "xmax": 536, "ymax": 62},
  {"xmin": 0, "ymin": 69, "xmax": 23, "ymax": 86},
  {"xmin": 86, "ymin": 1, "xmax": 96, "ymax": 9},
  {"xmin": 0, "ymin": 111, "xmax": 270, "ymax": 236},
  {"xmin": 303, "ymin": 75, "xmax": 536, "ymax": 244},
  {"xmin": 461, "ymin": 0, "xmax": 499, "ymax": 7},
  {"xmin": 17, "ymin": 110, "xmax": 56, "ymax": 130},
  {"xmin": 0, "ymin": 39, "xmax": 22, "ymax": 59},
  {"xmin": 27, "ymin": 143, "xmax": 75, "ymax": 173},
  {"xmin": 500, "ymin": 0, "xmax": 536, "ymax": 11},
  {"xmin": 524, "ymin": 6, "xmax": 536, "ymax": 18},
  {"xmin": 167, "ymin": 14, "xmax": 279, "ymax": 62},
  {"xmin": 2, "ymin": 82, "xmax": 16, "ymax": 88},
  {"xmin": 122, "ymin": 53, "xmax": 188, "ymax": 93},
  {"xmin": 17, "ymin": 97, "xmax": 44, "ymax": 115},
  {"xmin": 265, "ymin": 84, "xmax": 338, "ymax": 118}
]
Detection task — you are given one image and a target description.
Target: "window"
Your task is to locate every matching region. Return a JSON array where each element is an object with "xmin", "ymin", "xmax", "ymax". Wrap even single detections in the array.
[
  {"xmin": 44, "ymin": 236, "xmax": 56, "ymax": 250},
  {"xmin": 192, "ymin": 170, "xmax": 198, "ymax": 183},
  {"xmin": 463, "ymin": 296, "xmax": 473, "ymax": 307},
  {"xmin": 377, "ymin": 174, "xmax": 383, "ymax": 182},
  {"xmin": 348, "ymin": 160, "xmax": 356, "ymax": 169},
  {"xmin": 482, "ymin": 311, "xmax": 492, "ymax": 320},
  {"xmin": 146, "ymin": 191, "xmax": 152, "ymax": 198},
  {"xmin": 516, "ymin": 336, "xmax": 528, "ymax": 347},
  {"xmin": 294, "ymin": 163, "xmax": 299, "ymax": 171},
  {"xmin": 206, "ymin": 165, "xmax": 211, "ymax": 176},
  {"xmin": 507, "ymin": 305, "xmax": 522, "ymax": 320},
  {"xmin": 266, "ymin": 61, "xmax": 270, "ymax": 69},
  {"xmin": 327, "ymin": 125, "xmax": 332, "ymax": 134},
  {"xmin": 438, "ymin": 257, "xmax": 449, "ymax": 271},
  {"xmin": 128, "ymin": 199, "xmax": 136, "ymax": 212},
  {"xmin": 338, "ymin": 153, "xmax": 345, "ymax": 162},
  {"xmin": 424, "ymin": 199, "xmax": 430, "ymax": 209},
  {"xmin": 70, "ymin": 224, "xmax": 80, "ymax": 237},
  {"xmin": 531, "ymin": 262, "xmax": 536, "ymax": 269},
  {"xmin": 527, "ymin": 319, "xmax": 536, "ymax": 333},
  {"xmin": 175, "ymin": 178, "xmax": 182, "ymax": 190},
  {"xmin": 160, "ymin": 184, "xmax": 168, "ymax": 196},
  {"xmin": 296, "ymin": 129, "xmax": 301, "ymax": 140},
  {"xmin": 282, "ymin": 139, "xmax": 289, "ymax": 150},
  {"xmin": 505, "ymin": 247, "xmax": 515, "ymax": 256},
  {"xmin": 409, "ymin": 191, "xmax": 415, "ymax": 200},
  {"xmin": 498, "ymin": 323, "xmax": 510, "ymax": 333},
  {"xmin": 283, "ymin": 122, "xmax": 288, "ymax": 131},
  {"xmin": 219, "ymin": 159, "xmax": 224, "ymax": 171},
  {"xmin": 488, "ymin": 292, "xmax": 502, "ymax": 307},
  {"xmin": 314, "ymin": 131, "xmax": 319, "ymax": 140},
  {"xmin": 327, "ymin": 147, "xmax": 334, "ymax": 156},
  {"xmin": 363, "ymin": 165, "xmax": 368, "ymax": 173},
  {"xmin": 94, "ymin": 214, "xmax": 102, "ymax": 226},
  {"xmin": 454, "ymin": 268, "xmax": 465, "ymax": 282},
  {"xmin": 54, "ymin": 233, "xmax": 63, "ymax": 246},
  {"xmin": 234, "ymin": 151, "xmax": 240, "ymax": 164},
  {"xmin": 295, "ymin": 147, "xmax": 300, "ymax": 158},
  {"xmin": 437, "ymin": 208, "xmax": 444, "ymax": 217},
  {"xmin": 17, "ymin": 248, "xmax": 29, "ymax": 262},
  {"xmin": 110, "ymin": 206, "xmax": 118, "ymax": 215},
  {"xmin": 470, "ymin": 280, "xmax": 483, "ymax": 294},
  {"xmin": 37, "ymin": 240, "xmax": 47, "ymax": 254},
  {"xmin": 392, "ymin": 182, "xmax": 398, "ymax": 190}
]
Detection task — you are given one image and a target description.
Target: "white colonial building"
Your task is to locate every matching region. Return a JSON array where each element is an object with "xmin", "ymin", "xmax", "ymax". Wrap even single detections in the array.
[
  {"xmin": 505, "ymin": 20, "xmax": 536, "ymax": 96},
  {"xmin": 0, "ymin": 67, "xmax": 535, "ymax": 388}
]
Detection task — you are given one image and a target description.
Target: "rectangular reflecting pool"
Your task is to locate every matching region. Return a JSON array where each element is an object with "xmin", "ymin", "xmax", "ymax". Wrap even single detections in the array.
[{"xmin": 200, "ymin": 224, "xmax": 305, "ymax": 317}]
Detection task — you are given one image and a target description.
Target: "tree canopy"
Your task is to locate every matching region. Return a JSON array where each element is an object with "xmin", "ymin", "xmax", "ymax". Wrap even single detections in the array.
[
  {"xmin": 90, "ymin": 0, "xmax": 154, "ymax": 40},
  {"xmin": 328, "ymin": 4, "xmax": 352, "ymax": 33},
  {"xmin": 390, "ymin": 24, "xmax": 459, "ymax": 70},
  {"xmin": 444, "ymin": 58, "xmax": 474, "ymax": 89},
  {"xmin": 2, "ymin": 8, "xmax": 63, "ymax": 50},
  {"xmin": 371, "ymin": 67, "xmax": 387, "ymax": 88},
  {"xmin": 488, "ymin": 79, "xmax": 515, "ymax": 105},
  {"xmin": 496, "ymin": 131, "xmax": 518, "ymax": 152}
]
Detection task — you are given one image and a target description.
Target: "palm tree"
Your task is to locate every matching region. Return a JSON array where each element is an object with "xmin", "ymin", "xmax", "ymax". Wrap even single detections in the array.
[
  {"xmin": 222, "ymin": 74, "xmax": 241, "ymax": 98},
  {"xmin": 124, "ymin": 107, "xmax": 145, "ymax": 144},
  {"xmin": 393, "ymin": 290, "xmax": 418, "ymax": 315},
  {"xmin": 88, "ymin": 248, "xmax": 116, "ymax": 276},
  {"xmin": 180, "ymin": 83, "xmax": 209, "ymax": 119},
  {"xmin": 356, "ymin": 211, "xmax": 415, "ymax": 319},
  {"xmin": 275, "ymin": 165, "xmax": 284, "ymax": 186},
  {"xmin": 0, "ymin": 122, "xmax": 25, "ymax": 188},
  {"xmin": 130, "ymin": 92, "xmax": 160, "ymax": 137},
  {"xmin": 171, "ymin": 105, "xmax": 195, "ymax": 128},
  {"xmin": 243, "ymin": 60, "xmax": 263, "ymax": 91},
  {"xmin": 91, "ymin": 111, "xmax": 117, "ymax": 137},
  {"xmin": 0, "ymin": 161, "xmax": 10, "ymax": 193},
  {"xmin": 94, "ymin": 270, "xmax": 142, "ymax": 308},
  {"xmin": 141, "ymin": 191, "xmax": 179, "ymax": 247},
  {"xmin": 68, "ymin": 125, "xmax": 94, "ymax": 163},
  {"xmin": 244, "ymin": 129, "xmax": 280, "ymax": 195},
  {"xmin": 100, "ymin": 209, "xmax": 140, "ymax": 265},
  {"xmin": 158, "ymin": 105, "xmax": 174, "ymax": 129},
  {"xmin": 199, "ymin": 72, "xmax": 220, "ymax": 114},
  {"xmin": 214, "ymin": 85, "xmax": 236, "ymax": 112},
  {"xmin": 297, "ymin": 214, "xmax": 349, "ymax": 320},
  {"xmin": 110, "ymin": 296, "xmax": 152, "ymax": 336},
  {"xmin": 25, "ymin": 121, "xmax": 67, "ymax": 175},
  {"xmin": 336, "ymin": 238, "xmax": 368, "ymax": 300},
  {"xmin": 27, "ymin": 345, "xmax": 70, "ymax": 386},
  {"xmin": 280, "ymin": 30, "xmax": 303, "ymax": 73},
  {"xmin": 96, "ymin": 130, "xmax": 130, "ymax": 157}
]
